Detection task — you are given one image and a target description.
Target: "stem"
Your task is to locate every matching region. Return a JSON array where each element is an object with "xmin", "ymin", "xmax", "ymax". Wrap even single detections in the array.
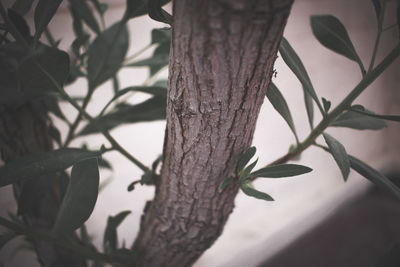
[
  {"xmin": 265, "ymin": 43, "xmax": 400, "ymax": 168},
  {"xmin": 123, "ymin": 43, "xmax": 157, "ymax": 64},
  {"xmin": 44, "ymin": 28, "xmax": 57, "ymax": 47}
]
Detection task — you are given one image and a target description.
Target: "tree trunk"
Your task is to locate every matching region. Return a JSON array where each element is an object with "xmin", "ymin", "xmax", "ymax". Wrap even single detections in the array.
[
  {"xmin": 133, "ymin": 0, "xmax": 293, "ymax": 266},
  {"xmin": 0, "ymin": 103, "xmax": 86, "ymax": 267}
]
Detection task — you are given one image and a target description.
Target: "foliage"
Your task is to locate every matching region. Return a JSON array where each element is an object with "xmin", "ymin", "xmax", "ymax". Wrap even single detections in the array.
[{"xmin": 0, "ymin": 0, "xmax": 399, "ymax": 265}]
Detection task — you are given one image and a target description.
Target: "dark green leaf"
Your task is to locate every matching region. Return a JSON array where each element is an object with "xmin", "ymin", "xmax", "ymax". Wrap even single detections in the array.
[
  {"xmin": 323, "ymin": 133, "xmax": 350, "ymax": 181},
  {"xmin": 310, "ymin": 15, "xmax": 364, "ymax": 72},
  {"xmin": 69, "ymin": 3, "xmax": 84, "ymax": 38},
  {"xmin": 103, "ymin": 211, "xmax": 131, "ymax": 252},
  {"xmin": 236, "ymin": 147, "xmax": 256, "ymax": 173},
  {"xmin": 87, "ymin": 22, "xmax": 129, "ymax": 90},
  {"xmin": 267, "ymin": 83, "xmax": 298, "ymax": 141},
  {"xmin": 349, "ymin": 155, "xmax": 400, "ymax": 200},
  {"xmin": 8, "ymin": 8, "xmax": 30, "ymax": 41},
  {"xmin": 371, "ymin": 0, "xmax": 381, "ymax": 21},
  {"xmin": 90, "ymin": 0, "xmax": 108, "ymax": 15},
  {"xmin": 140, "ymin": 171, "xmax": 154, "ymax": 185},
  {"xmin": 0, "ymin": 232, "xmax": 18, "ymax": 249},
  {"xmin": 125, "ymin": 0, "xmax": 171, "ymax": 20},
  {"xmin": 112, "ymin": 76, "xmax": 120, "ymax": 94},
  {"xmin": 107, "ymin": 86, "xmax": 167, "ymax": 108},
  {"xmin": 279, "ymin": 37, "xmax": 323, "ymax": 113},
  {"xmin": 239, "ymin": 159, "xmax": 258, "ymax": 183},
  {"xmin": 69, "ymin": 0, "xmax": 101, "ymax": 34},
  {"xmin": 12, "ymin": 0, "xmax": 35, "ymax": 15},
  {"xmin": 250, "ymin": 164, "xmax": 312, "ymax": 178},
  {"xmin": 322, "ymin": 97, "xmax": 331, "ymax": 113},
  {"xmin": 240, "ymin": 182, "xmax": 274, "ymax": 201},
  {"xmin": 151, "ymin": 28, "xmax": 171, "ymax": 44},
  {"xmin": 79, "ymin": 96, "xmax": 166, "ymax": 135},
  {"xmin": 33, "ymin": 0, "xmax": 63, "ymax": 42},
  {"xmin": 48, "ymin": 124, "xmax": 62, "ymax": 146},
  {"xmin": 218, "ymin": 176, "xmax": 235, "ymax": 192},
  {"xmin": 98, "ymin": 157, "xmax": 112, "ymax": 170},
  {"xmin": 331, "ymin": 109, "xmax": 387, "ymax": 130},
  {"xmin": 18, "ymin": 46, "xmax": 70, "ymax": 98},
  {"xmin": 148, "ymin": 0, "xmax": 172, "ymax": 24},
  {"xmin": 53, "ymin": 158, "xmax": 100, "ymax": 236},
  {"xmin": 304, "ymin": 91, "xmax": 314, "ymax": 129},
  {"xmin": 350, "ymin": 105, "xmax": 400, "ymax": 122},
  {"xmin": 0, "ymin": 148, "xmax": 100, "ymax": 187}
]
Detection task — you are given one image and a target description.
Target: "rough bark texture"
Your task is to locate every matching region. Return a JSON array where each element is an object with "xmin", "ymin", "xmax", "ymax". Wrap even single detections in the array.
[
  {"xmin": 133, "ymin": 0, "xmax": 293, "ymax": 266},
  {"xmin": 0, "ymin": 104, "xmax": 86, "ymax": 267}
]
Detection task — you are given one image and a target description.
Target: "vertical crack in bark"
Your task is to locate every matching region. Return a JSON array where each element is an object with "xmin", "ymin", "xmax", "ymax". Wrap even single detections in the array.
[{"xmin": 133, "ymin": 0, "xmax": 293, "ymax": 266}]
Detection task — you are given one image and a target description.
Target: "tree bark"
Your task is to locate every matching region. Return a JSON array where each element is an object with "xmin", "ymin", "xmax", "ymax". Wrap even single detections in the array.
[
  {"xmin": 133, "ymin": 0, "xmax": 293, "ymax": 266},
  {"xmin": 0, "ymin": 104, "xmax": 86, "ymax": 267}
]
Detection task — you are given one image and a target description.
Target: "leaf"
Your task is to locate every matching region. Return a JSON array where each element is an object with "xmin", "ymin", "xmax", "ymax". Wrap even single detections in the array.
[
  {"xmin": 304, "ymin": 89, "xmax": 314, "ymax": 129},
  {"xmin": 87, "ymin": 22, "xmax": 129, "ymax": 90},
  {"xmin": 350, "ymin": 105, "xmax": 400, "ymax": 122},
  {"xmin": 148, "ymin": 0, "xmax": 172, "ymax": 24},
  {"xmin": 267, "ymin": 83, "xmax": 298, "ymax": 142},
  {"xmin": 239, "ymin": 159, "xmax": 258, "ymax": 183},
  {"xmin": 12, "ymin": 0, "xmax": 35, "ymax": 16},
  {"xmin": 126, "ymin": 46, "xmax": 170, "ymax": 76},
  {"xmin": 90, "ymin": 0, "xmax": 108, "ymax": 15},
  {"xmin": 331, "ymin": 109, "xmax": 387, "ymax": 130},
  {"xmin": 349, "ymin": 155, "xmax": 400, "ymax": 200},
  {"xmin": 0, "ymin": 148, "xmax": 100, "ymax": 187},
  {"xmin": 69, "ymin": 0, "xmax": 101, "ymax": 34},
  {"xmin": 79, "ymin": 96, "xmax": 166, "ymax": 135},
  {"xmin": 48, "ymin": 124, "xmax": 62, "ymax": 146},
  {"xmin": 151, "ymin": 28, "xmax": 171, "ymax": 44},
  {"xmin": 250, "ymin": 164, "xmax": 312, "ymax": 178},
  {"xmin": 125, "ymin": 0, "xmax": 171, "ymax": 20},
  {"xmin": 310, "ymin": 15, "xmax": 364, "ymax": 72},
  {"xmin": 8, "ymin": 8, "xmax": 30, "ymax": 41},
  {"xmin": 323, "ymin": 133, "xmax": 350, "ymax": 181},
  {"xmin": 98, "ymin": 157, "xmax": 112, "ymax": 170},
  {"xmin": 240, "ymin": 182, "xmax": 274, "ymax": 201},
  {"xmin": 107, "ymin": 86, "xmax": 167, "ymax": 108},
  {"xmin": 371, "ymin": 0, "xmax": 381, "ymax": 21},
  {"xmin": 322, "ymin": 97, "xmax": 331, "ymax": 113},
  {"xmin": 53, "ymin": 158, "xmax": 100, "ymax": 236},
  {"xmin": 218, "ymin": 176, "xmax": 235, "ymax": 192},
  {"xmin": 18, "ymin": 45, "xmax": 70, "ymax": 99},
  {"xmin": 279, "ymin": 37, "xmax": 322, "ymax": 114},
  {"xmin": 33, "ymin": 0, "xmax": 63, "ymax": 42},
  {"xmin": 103, "ymin": 211, "xmax": 131, "ymax": 252},
  {"xmin": 236, "ymin": 147, "xmax": 256, "ymax": 173},
  {"xmin": 0, "ymin": 232, "xmax": 18, "ymax": 249}
]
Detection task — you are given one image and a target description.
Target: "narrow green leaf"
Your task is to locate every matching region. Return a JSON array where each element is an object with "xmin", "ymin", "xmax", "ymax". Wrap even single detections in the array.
[
  {"xmin": 69, "ymin": 0, "xmax": 101, "ymax": 34},
  {"xmin": 90, "ymin": 0, "xmax": 108, "ymax": 15},
  {"xmin": 240, "ymin": 182, "xmax": 274, "ymax": 201},
  {"xmin": 0, "ymin": 148, "xmax": 100, "ymax": 187},
  {"xmin": 322, "ymin": 97, "xmax": 331, "ymax": 113},
  {"xmin": 148, "ymin": 0, "xmax": 172, "ymax": 24},
  {"xmin": 323, "ymin": 133, "xmax": 350, "ymax": 181},
  {"xmin": 12, "ymin": 0, "xmax": 35, "ymax": 16},
  {"xmin": 218, "ymin": 176, "xmax": 235, "ymax": 192},
  {"xmin": 236, "ymin": 147, "xmax": 256, "ymax": 173},
  {"xmin": 310, "ymin": 15, "xmax": 364, "ymax": 73},
  {"xmin": 267, "ymin": 83, "xmax": 298, "ymax": 142},
  {"xmin": 239, "ymin": 159, "xmax": 258, "ymax": 183},
  {"xmin": 33, "ymin": 0, "xmax": 63, "ymax": 42},
  {"xmin": 331, "ymin": 109, "xmax": 387, "ymax": 130},
  {"xmin": 87, "ymin": 22, "xmax": 129, "ymax": 89},
  {"xmin": 18, "ymin": 45, "xmax": 69, "ymax": 99},
  {"xmin": 304, "ymin": 90, "xmax": 314, "ymax": 129},
  {"xmin": 349, "ymin": 155, "xmax": 400, "ymax": 200},
  {"xmin": 8, "ymin": 8, "xmax": 30, "ymax": 41},
  {"xmin": 250, "ymin": 164, "xmax": 312, "ymax": 178},
  {"xmin": 53, "ymin": 158, "xmax": 100, "ymax": 236},
  {"xmin": 151, "ymin": 28, "xmax": 171, "ymax": 44},
  {"xmin": 103, "ymin": 211, "xmax": 131, "ymax": 252},
  {"xmin": 350, "ymin": 105, "xmax": 400, "ymax": 122},
  {"xmin": 0, "ymin": 232, "xmax": 18, "ymax": 249},
  {"xmin": 279, "ymin": 37, "xmax": 323, "ymax": 114},
  {"xmin": 371, "ymin": 0, "xmax": 381, "ymax": 22},
  {"xmin": 79, "ymin": 96, "xmax": 166, "ymax": 135}
]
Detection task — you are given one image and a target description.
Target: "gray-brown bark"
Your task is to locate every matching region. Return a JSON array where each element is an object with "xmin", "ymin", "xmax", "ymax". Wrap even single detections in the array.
[
  {"xmin": 133, "ymin": 0, "xmax": 293, "ymax": 266},
  {"xmin": 0, "ymin": 104, "xmax": 86, "ymax": 267}
]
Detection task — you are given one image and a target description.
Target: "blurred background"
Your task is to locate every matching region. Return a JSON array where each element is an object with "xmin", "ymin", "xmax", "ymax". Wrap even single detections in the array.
[{"xmin": 0, "ymin": 0, "xmax": 399, "ymax": 266}]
